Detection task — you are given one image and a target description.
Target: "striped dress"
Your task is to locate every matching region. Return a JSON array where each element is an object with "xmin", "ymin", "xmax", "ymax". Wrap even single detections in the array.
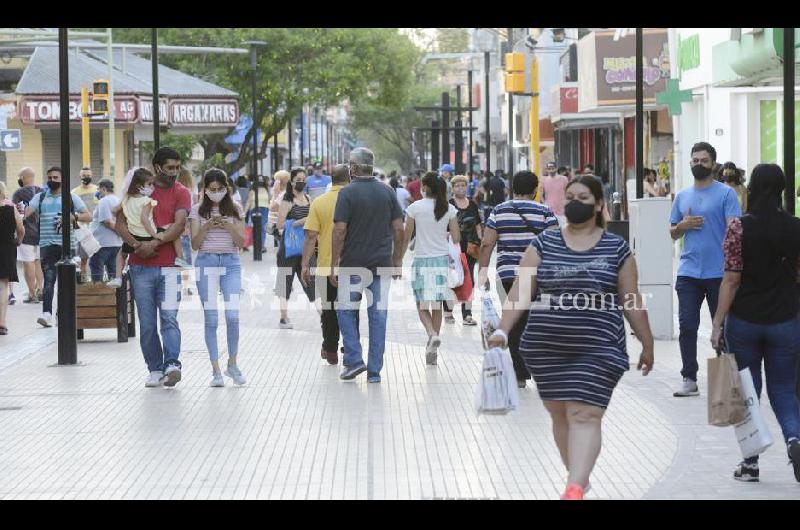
[{"xmin": 519, "ymin": 229, "xmax": 632, "ymax": 408}]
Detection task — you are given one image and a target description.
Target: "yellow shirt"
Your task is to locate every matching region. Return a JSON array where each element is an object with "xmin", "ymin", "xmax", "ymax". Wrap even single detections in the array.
[
  {"xmin": 122, "ymin": 195, "xmax": 158, "ymax": 238},
  {"xmin": 304, "ymin": 185, "xmax": 344, "ymax": 276}
]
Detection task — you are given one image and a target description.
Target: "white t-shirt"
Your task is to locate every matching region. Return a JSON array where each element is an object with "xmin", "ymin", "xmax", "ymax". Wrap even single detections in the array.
[
  {"xmin": 405, "ymin": 198, "xmax": 457, "ymax": 258},
  {"xmin": 395, "ymin": 187, "xmax": 412, "ymax": 212}
]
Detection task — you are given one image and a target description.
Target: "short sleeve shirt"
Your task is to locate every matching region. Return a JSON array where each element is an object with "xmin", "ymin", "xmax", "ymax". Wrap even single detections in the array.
[
  {"xmin": 405, "ymin": 199, "xmax": 457, "ymax": 258},
  {"xmin": 28, "ymin": 190, "xmax": 88, "ymax": 248},
  {"xmin": 305, "ymin": 185, "xmax": 344, "ymax": 276},
  {"xmin": 669, "ymin": 180, "xmax": 742, "ymax": 279},
  {"xmin": 189, "ymin": 202, "xmax": 244, "ymax": 254},
  {"xmin": 92, "ymin": 194, "xmax": 122, "ymax": 248},
  {"xmin": 128, "ymin": 182, "xmax": 192, "ymax": 267}
]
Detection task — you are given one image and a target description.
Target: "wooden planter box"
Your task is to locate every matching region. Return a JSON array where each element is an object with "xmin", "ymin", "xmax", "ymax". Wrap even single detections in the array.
[{"xmin": 76, "ymin": 273, "xmax": 136, "ymax": 342}]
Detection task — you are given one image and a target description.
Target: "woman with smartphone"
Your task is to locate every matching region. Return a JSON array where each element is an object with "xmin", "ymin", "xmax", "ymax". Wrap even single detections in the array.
[{"xmin": 190, "ymin": 169, "xmax": 247, "ymax": 387}]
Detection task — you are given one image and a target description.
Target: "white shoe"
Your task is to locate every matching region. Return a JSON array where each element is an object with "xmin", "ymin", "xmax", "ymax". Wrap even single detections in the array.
[
  {"xmin": 145, "ymin": 371, "xmax": 163, "ymax": 388},
  {"xmin": 106, "ymin": 278, "xmax": 123, "ymax": 289},
  {"xmin": 224, "ymin": 365, "xmax": 247, "ymax": 385},
  {"xmin": 210, "ymin": 372, "xmax": 225, "ymax": 387},
  {"xmin": 279, "ymin": 319, "xmax": 293, "ymax": 329},
  {"xmin": 673, "ymin": 378, "xmax": 699, "ymax": 397},
  {"xmin": 425, "ymin": 334, "xmax": 440, "ymax": 365},
  {"xmin": 162, "ymin": 365, "xmax": 182, "ymax": 387},
  {"xmin": 36, "ymin": 312, "xmax": 53, "ymax": 328}
]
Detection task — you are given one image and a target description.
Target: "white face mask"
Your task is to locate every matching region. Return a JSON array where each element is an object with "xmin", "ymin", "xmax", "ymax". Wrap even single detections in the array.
[
  {"xmin": 140, "ymin": 185, "xmax": 154, "ymax": 197},
  {"xmin": 205, "ymin": 189, "xmax": 227, "ymax": 203}
]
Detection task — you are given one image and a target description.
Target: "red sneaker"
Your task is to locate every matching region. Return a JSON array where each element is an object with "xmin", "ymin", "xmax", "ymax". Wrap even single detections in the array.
[{"xmin": 560, "ymin": 483, "xmax": 584, "ymax": 500}]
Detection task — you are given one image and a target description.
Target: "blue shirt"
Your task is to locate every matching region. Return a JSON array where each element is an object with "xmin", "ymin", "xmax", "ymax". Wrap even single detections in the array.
[
  {"xmin": 28, "ymin": 189, "xmax": 88, "ymax": 248},
  {"xmin": 306, "ymin": 174, "xmax": 332, "ymax": 201},
  {"xmin": 486, "ymin": 199, "xmax": 559, "ymax": 280},
  {"xmin": 669, "ymin": 180, "xmax": 741, "ymax": 279}
]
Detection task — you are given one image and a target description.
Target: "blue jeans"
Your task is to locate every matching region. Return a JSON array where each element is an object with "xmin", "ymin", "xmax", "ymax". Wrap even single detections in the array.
[
  {"xmin": 180, "ymin": 235, "xmax": 193, "ymax": 265},
  {"xmin": 129, "ymin": 265, "xmax": 182, "ymax": 373},
  {"xmin": 675, "ymin": 276, "xmax": 721, "ymax": 381},
  {"xmin": 89, "ymin": 246, "xmax": 120, "ymax": 282},
  {"xmin": 195, "ymin": 252, "xmax": 241, "ymax": 362},
  {"xmin": 725, "ymin": 313, "xmax": 800, "ymax": 462},
  {"xmin": 336, "ymin": 270, "xmax": 388, "ymax": 374},
  {"xmin": 40, "ymin": 244, "xmax": 62, "ymax": 315}
]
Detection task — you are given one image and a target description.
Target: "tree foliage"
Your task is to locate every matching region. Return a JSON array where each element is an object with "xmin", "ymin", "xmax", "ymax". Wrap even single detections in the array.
[
  {"xmin": 102, "ymin": 28, "xmax": 419, "ymax": 176},
  {"xmin": 436, "ymin": 28, "xmax": 470, "ymax": 53}
]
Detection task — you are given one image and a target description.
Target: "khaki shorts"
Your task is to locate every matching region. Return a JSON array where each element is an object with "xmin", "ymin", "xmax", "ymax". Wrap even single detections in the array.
[{"xmin": 17, "ymin": 244, "xmax": 40, "ymax": 263}]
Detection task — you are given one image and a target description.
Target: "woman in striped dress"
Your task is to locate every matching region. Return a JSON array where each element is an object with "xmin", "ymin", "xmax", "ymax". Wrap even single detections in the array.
[
  {"xmin": 276, "ymin": 168, "xmax": 314, "ymax": 329},
  {"xmin": 487, "ymin": 175, "xmax": 654, "ymax": 500}
]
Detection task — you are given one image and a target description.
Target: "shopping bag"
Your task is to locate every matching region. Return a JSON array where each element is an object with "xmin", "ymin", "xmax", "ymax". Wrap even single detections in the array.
[
  {"xmin": 734, "ymin": 367, "xmax": 774, "ymax": 459},
  {"xmin": 707, "ymin": 348, "xmax": 747, "ymax": 427},
  {"xmin": 447, "ymin": 238, "xmax": 464, "ymax": 289},
  {"xmin": 480, "ymin": 289, "xmax": 501, "ymax": 351},
  {"xmin": 244, "ymin": 225, "xmax": 253, "ymax": 248},
  {"xmin": 453, "ymin": 252, "xmax": 473, "ymax": 302},
  {"xmin": 283, "ymin": 219, "xmax": 305, "ymax": 258},
  {"xmin": 474, "ymin": 347, "xmax": 519, "ymax": 415},
  {"xmin": 74, "ymin": 226, "xmax": 100, "ymax": 257}
]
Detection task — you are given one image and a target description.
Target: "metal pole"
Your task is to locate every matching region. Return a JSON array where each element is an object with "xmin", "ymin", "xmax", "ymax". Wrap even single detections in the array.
[
  {"xmin": 107, "ymin": 27, "xmax": 116, "ymax": 179},
  {"xmin": 152, "ymin": 28, "xmax": 159, "ymax": 150},
  {"xmin": 485, "ymin": 51, "xmax": 491, "ymax": 172},
  {"xmin": 306, "ymin": 104, "xmax": 312, "ymax": 164},
  {"xmin": 507, "ymin": 28, "xmax": 514, "ymax": 176},
  {"xmin": 273, "ymin": 134, "xmax": 278, "ymax": 173},
  {"xmin": 288, "ymin": 115, "xmax": 293, "ymax": 168},
  {"xmin": 431, "ymin": 120, "xmax": 440, "ymax": 171},
  {"xmin": 455, "ymin": 85, "xmax": 464, "ymax": 174},
  {"xmin": 57, "ymin": 27, "xmax": 77, "ymax": 365},
  {"xmin": 784, "ymin": 28, "xmax": 795, "ymax": 215},
  {"xmin": 530, "ymin": 56, "xmax": 540, "ymax": 177},
  {"xmin": 635, "ymin": 28, "xmax": 644, "ymax": 199},
  {"xmin": 468, "ymin": 69, "xmax": 474, "ymax": 175},
  {"xmin": 81, "ymin": 87, "xmax": 90, "ymax": 167},
  {"xmin": 299, "ymin": 107, "xmax": 304, "ymax": 167},
  {"xmin": 441, "ymin": 92, "xmax": 450, "ymax": 167},
  {"xmin": 315, "ymin": 108, "xmax": 321, "ymax": 163},
  {"xmin": 250, "ymin": 45, "xmax": 262, "ymax": 260}
]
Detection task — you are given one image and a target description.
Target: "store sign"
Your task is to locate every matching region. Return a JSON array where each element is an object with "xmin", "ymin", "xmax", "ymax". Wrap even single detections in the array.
[
  {"xmin": 18, "ymin": 96, "xmax": 139, "ymax": 124},
  {"xmin": 561, "ymin": 86, "xmax": 578, "ymax": 113},
  {"xmin": 578, "ymin": 29, "xmax": 669, "ymax": 110},
  {"xmin": 678, "ymin": 34, "xmax": 700, "ymax": 77},
  {"xmin": 169, "ymin": 99, "xmax": 238, "ymax": 126},
  {"xmin": 138, "ymin": 97, "xmax": 169, "ymax": 125}
]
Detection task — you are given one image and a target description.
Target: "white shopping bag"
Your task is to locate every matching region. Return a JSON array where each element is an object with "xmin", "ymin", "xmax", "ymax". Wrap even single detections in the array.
[
  {"xmin": 480, "ymin": 289, "xmax": 501, "ymax": 350},
  {"xmin": 734, "ymin": 367, "xmax": 774, "ymax": 459},
  {"xmin": 475, "ymin": 347, "xmax": 519, "ymax": 415},
  {"xmin": 447, "ymin": 237, "xmax": 464, "ymax": 289},
  {"xmin": 74, "ymin": 226, "xmax": 100, "ymax": 257}
]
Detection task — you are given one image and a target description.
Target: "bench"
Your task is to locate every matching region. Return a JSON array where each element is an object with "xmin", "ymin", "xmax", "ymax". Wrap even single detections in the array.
[{"xmin": 76, "ymin": 273, "xmax": 136, "ymax": 342}]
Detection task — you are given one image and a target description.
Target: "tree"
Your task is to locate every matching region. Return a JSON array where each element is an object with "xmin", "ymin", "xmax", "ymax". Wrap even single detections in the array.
[
  {"xmin": 436, "ymin": 28, "xmax": 470, "ymax": 53},
  {"xmin": 101, "ymin": 28, "xmax": 419, "ymax": 176}
]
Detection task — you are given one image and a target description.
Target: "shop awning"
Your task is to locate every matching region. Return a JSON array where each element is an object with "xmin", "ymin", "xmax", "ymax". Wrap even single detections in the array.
[{"xmin": 553, "ymin": 116, "xmax": 621, "ymax": 131}]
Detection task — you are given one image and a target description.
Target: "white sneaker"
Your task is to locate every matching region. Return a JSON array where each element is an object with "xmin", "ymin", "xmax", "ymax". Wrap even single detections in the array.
[
  {"xmin": 36, "ymin": 312, "xmax": 53, "ymax": 328},
  {"xmin": 279, "ymin": 319, "xmax": 293, "ymax": 329},
  {"xmin": 145, "ymin": 371, "xmax": 163, "ymax": 388},
  {"xmin": 425, "ymin": 335, "xmax": 441, "ymax": 365},
  {"xmin": 162, "ymin": 365, "xmax": 182, "ymax": 387},
  {"xmin": 673, "ymin": 378, "xmax": 699, "ymax": 397},
  {"xmin": 224, "ymin": 365, "xmax": 247, "ymax": 385},
  {"xmin": 106, "ymin": 278, "xmax": 123, "ymax": 289},
  {"xmin": 210, "ymin": 372, "xmax": 225, "ymax": 387}
]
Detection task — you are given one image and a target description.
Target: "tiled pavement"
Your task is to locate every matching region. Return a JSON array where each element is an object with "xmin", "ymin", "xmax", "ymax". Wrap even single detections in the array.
[{"xmin": 0, "ymin": 252, "xmax": 798, "ymax": 500}]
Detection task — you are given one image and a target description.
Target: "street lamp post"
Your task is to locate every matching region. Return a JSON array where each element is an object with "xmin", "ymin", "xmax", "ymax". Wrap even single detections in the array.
[
  {"xmin": 635, "ymin": 28, "xmax": 644, "ymax": 199},
  {"xmin": 507, "ymin": 28, "xmax": 514, "ymax": 176},
  {"xmin": 57, "ymin": 27, "xmax": 77, "ymax": 365},
  {"xmin": 245, "ymin": 40, "xmax": 266, "ymax": 260},
  {"xmin": 484, "ymin": 51, "xmax": 491, "ymax": 172},
  {"xmin": 152, "ymin": 28, "xmax": 160, "ymax": 149}
]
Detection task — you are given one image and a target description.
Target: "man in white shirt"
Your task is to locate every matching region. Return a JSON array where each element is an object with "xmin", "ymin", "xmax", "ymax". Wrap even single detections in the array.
[{"xmin": 90, "ymin": 179, "xmax": 123, "ymax": 284}]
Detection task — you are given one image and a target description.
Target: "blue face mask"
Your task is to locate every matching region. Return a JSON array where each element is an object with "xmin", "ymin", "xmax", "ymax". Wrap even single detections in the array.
[{"xmin": 94, "ymin": 191, "xmax": 101, "ymax": 200}]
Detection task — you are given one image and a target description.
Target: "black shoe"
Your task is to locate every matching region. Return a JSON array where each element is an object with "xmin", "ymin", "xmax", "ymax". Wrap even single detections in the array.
[
  {"xmin": 733, "ymin": 461, "xmax": 760, "ymax": 482},
  {"xmin": 789, "ymin": 440, "xmax": 800, "ymax": 483},
  {"xmin": 340, "ymin": 362, "xmax": 366, "ymax": 380}
]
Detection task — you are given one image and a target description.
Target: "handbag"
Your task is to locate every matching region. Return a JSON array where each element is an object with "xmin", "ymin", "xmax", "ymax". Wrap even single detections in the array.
[
  {"xmin": 74, "ymin": 226, "xmax": 100, "ymax": 258},
  {"xmin": 453, "ymin": 252, "xmax": 473, "ymax": 302},
  {"xmin": 447, "ymin": 237, "xmax": 464, "ymax": 288},
  {"xmin": 283, "ymin": 219, "xmax": 305, "ymax": 258},
  {"xmin": 474, "ymin": 347, "xmax": 519, "ymax": 415},
  {"xmin": 707, "ymin": 346, "xmax": 747, "ymax": 427},
  {"xmin": 243, "ymin": 225, "xmax": 253, "ymax": 248},
  {"xmin": 735, "ymin": 367, "xmax": 774, "ymax": 459}
]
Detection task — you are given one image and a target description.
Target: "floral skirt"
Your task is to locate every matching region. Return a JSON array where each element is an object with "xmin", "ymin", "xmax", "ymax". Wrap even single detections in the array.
[{"xmin": 411, "ymin": 256, "xmax": 452, "ymax": 303}]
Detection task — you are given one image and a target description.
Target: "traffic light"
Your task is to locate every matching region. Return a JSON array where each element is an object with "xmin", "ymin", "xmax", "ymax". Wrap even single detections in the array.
[
  {"xmin": 504, "ymin": 53, "xmax": 525, "ymax": 93},
  {"xmin": 92, "ymin": 79, "xmax": 110, "ymax": 115}
]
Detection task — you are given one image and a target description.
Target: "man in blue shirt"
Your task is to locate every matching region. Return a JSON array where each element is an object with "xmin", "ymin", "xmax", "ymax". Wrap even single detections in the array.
[
  {"xmin": 26, "ymin": 166, "xmax": 91, "ymax": 328},
  {"xmin": 669, "ymin": 142, "xmax": 742, "ymax": 397},
  {"xmin": 306, "ymin": 162, "xmax": 332, "ymax": 202}
]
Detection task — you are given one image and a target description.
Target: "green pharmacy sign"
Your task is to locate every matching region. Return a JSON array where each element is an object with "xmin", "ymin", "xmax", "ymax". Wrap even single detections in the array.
[
  {"xmin": 656, "ymin": 79, "xmax": 693, "ymax": 116},
  {"xmin": 678, "ymin": 34, "xmax": 700, "ymax": 79}
]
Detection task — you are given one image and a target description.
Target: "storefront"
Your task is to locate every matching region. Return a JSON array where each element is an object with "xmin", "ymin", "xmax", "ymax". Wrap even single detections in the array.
[{"xmin": 1, "ymin": 46, "xmax": 239, "ymax": 193}]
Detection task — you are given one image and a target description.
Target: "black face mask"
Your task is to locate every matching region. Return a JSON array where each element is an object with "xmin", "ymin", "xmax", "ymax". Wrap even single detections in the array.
[
  {"xmin": 294, "ymin": 181, "xmax": 306, "ymax": 192},
  {"xmin": 47, "ymin": 180, "xmax": 61, "ymax": 192},
  {"xmin": 17, "ymin": 179, "xmax": 23, "ymax": 188},
  {"xmin": 691, "ymin": 164, "xmax": 712, "ymax": 180},
  {"xmin": 564, "ymin": 200, "xmax": 596, "ymax": 224},
  {"xmin": 82, "ymin": 177, "xmax": 92, "ymax": 185}
]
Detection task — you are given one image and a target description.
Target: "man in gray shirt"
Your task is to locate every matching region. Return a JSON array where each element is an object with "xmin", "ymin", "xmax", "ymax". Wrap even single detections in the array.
[
  {"xmin": 90, "ymin": 179, "xmax": 123, "ymax": 285},
  {"xmin": 332, "ymin": 147, "xmax": 405, "ymax": 383}
]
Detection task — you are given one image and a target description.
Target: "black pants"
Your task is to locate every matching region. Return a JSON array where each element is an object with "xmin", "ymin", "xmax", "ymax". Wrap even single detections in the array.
[
  {"xmin": 317, "ymin": 275, "xmax": 340, "ymax": 353},
  {"xmin": 501, "ymin": 278, "xmax": 532, "ymax": 382},
  {"xmin": 444, "ymin": 253, "xmax": 477, "ymax": 318},
  {"xmin": 275, "ymin": 238, "xmax": 315, "ymax": 301}
]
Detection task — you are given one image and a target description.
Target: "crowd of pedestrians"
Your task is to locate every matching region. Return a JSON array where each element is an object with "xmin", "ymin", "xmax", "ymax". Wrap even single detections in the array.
[{"xmin": 3, "ymin": 136, "xmax": 800, "ymax": 499}]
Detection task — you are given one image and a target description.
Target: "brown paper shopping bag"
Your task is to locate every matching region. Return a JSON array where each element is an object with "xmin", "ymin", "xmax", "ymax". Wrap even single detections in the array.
[{"xmin": 708, "ymin": 347, "xmax": 747, "ymax": 427}]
